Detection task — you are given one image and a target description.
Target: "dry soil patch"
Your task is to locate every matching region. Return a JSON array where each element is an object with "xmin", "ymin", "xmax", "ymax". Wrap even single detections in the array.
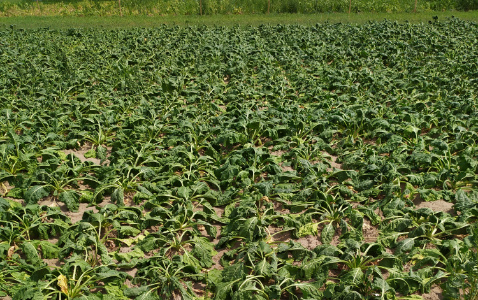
[{"xmin": 414, "ymin": 198, "xmax": 454, "ymax": 214}]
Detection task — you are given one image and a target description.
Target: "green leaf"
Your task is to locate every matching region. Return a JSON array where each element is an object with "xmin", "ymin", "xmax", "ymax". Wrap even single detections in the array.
[
  {"xmin": 24, "ymin": 186, "xmax": 50, "ymax": 205},
  {"xmin": 222, "ymin": 262, "xmax": 245, "ymax": 282},
  {"xmin": 119, "ymin": 226, "xmax": 141, "ymax": 237},
  {"xmin": 124, "ymin": 286, "xmax": 150, "ymax": 297},
  {"xmin": 114, "ymin": 247, "xmax": 144, "ymax": 262},
  {"xmin": 302, "ymin": 256, "xmax": 342, "ymax": 280},
  {"xmin": 321, "ymin": 223, "xmax": 335, "ymax": 244},
  {"xmin": 277, "ymin": 264, "xmax": 300, "ymax": 280},
  {"xmin": 112, "ymin": 187, "xmax": 124, "ymax": 206},
  {"xmin": 191, "ymin": 237, "xmax": 216, "ymax": 269},
  {"xmin": 21, "ymin": 242, "xmax": 44, "ymax": 266},
  {"xmin": 344, "ymin": 291, "xmax": 363, "ymax": 300},
  {"xmin": 84, "ymin": 149, "xmax": 96, "ymax": 158},
  {"xmin": 207, "ymin": 269, "xmax": 222, "ymax": 287},
  {"xmin": 395, "ymin": 238, "xmax": 415, "ymax": 254},
  {"xmin": 97, "ymin": 145, "xmax": 107, "ymax": 160},
  {"xmin": 238, "ymin": 217, "xmax": 259, "ymax": 241},
  {"xmin": 254, "ymin": 258, "xmax": 273, "ymax": 277},
  {"xmin": 343, "ymin": 268, "xmax": 364, "ymax": 285},
  {"xmin": 177, "ymin": 186, "xmax": 191, "ymax": 199},
  {"xmin": 372, "ymin": 277, "xmax": 392, "ymax": 299},
  {"xmin": 104, "ymin": 285, "xmax": 127, "ymax": 299},
  {"xmin": 6, "ymin": 187, "xmax": 24, "ymax": 199},
  {"xmin": 79, "ymin": 190, "xmax": 94, "ymax": 203},
  {"xmin": 215, "ymin": 280, "xmax": 237, "ymax": 300},
  {"xmin": 38, "ymin": 241, "xmax": 59, "ymax": 259},
  {"xmin": 59, "ymin": 190, "xmax": 79, "ymax": 212},
  {"xmin": 454, "ymin": 189, "xmax": 474, "ymax": 212}
]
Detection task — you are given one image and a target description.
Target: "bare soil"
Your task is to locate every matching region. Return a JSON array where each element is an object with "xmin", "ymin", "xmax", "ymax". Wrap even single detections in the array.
[
  {"xmin": 62, "ymin": 144, "xmax": 112, "ymax": 165},
  {"xmin": 280, "ymin": 163, "xmax": 294, "ymax": 172},
  {"xmin": 327, "ymin": 156, "xmax": 342, "ymax": 171},
  {"xmin": 269, "ymin": 149, "xmax": 287, "ymax": 157},
  {"xmin": 422, "ymin": 285, "xmax": 443, "ymax": 300},
  {"xmin": 414, "ymin": 198, "xmax": 454, "ymax": 214},
  {"xmin": 297, "ymin": 234, "xmax": 322, "ymax": 249},
  {"xmin": 363, "ymin": 218, "xmax": 380, "ymax": 243}
]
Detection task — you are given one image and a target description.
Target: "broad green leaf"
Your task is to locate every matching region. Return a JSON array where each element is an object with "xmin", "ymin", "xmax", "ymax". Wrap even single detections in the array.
[
  {"xmin": 343, "ymin": 268, "xmax": 364, "ymax": 285},
  {"xmin": 114, "ymin": 248, "xmax": 144, "ymax": 262},
  {"xmin": 97, "ymin": 145, "xmax": 107, "ymax": 160},
  {"xmin": 38, "ymin": 241, "xmax": 59, "ymax": 259},
  {"xmin": 112, "ymin": 187, "xmax": 124, "ymax": 206},
  {"xmin": 59, "ymin": 190, "xmax": 79, "ymax": 212},
  {"xmin": 124, "ymin": 286, "xmax": 149, "ymax": 297},
  {"xmin": 119, "ymin": 226, "xmax": 141, "ymax": 237},
  {"xmin": 321, "ymin": 223, "xmax": 335, "ymax": 244},
  {"xmin": 191, "ymin": 236, "xmax": 216, "ymax": 268},
  {"xmin": 21, "ymin": 242, "xmax": 44, "ymax": 266},
  {"xmin": 24, "ymin": 186, "xmax": 50, "ymax": 205},
  {"xmin": 395, "ymin": 238, "xmax": 415, "ymax": 254}
]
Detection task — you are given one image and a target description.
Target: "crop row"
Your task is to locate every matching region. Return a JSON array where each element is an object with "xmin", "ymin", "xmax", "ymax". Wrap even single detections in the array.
[{"xmin": 0, "ymin": 18, "xmax": 477, "ymax": 299}]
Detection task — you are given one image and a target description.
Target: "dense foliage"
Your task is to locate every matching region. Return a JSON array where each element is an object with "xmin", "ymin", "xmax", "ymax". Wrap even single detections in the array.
[
  {"xmin": 0, "ymin": 0, "xmax": 477, "ymax": 16},
  {"xmin": 0, "ymin": 18, "xmax": 478, "ymax": 299}
]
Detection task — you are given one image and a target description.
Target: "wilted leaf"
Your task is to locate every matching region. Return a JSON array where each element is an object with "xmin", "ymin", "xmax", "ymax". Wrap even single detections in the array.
[{"xmin": 57, "ymin": 274, "xmax": 68, "ymax": 295}]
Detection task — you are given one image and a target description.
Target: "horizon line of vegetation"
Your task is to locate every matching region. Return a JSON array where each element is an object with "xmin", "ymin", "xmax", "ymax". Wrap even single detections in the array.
[{"xmin": 0, "ymin": 0, "xmax": 477, "ymax": 17}]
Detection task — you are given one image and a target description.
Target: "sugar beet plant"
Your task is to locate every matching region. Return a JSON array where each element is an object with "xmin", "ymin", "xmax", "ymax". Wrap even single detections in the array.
[{"xmin": 0, "ymin": 18, "xmax": 478, "ymax": 299}]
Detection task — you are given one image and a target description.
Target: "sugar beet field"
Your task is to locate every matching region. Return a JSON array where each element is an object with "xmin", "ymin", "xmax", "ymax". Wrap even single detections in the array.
[{"xmin": 1, "ymin": 18, "xmax": 478, "ymax": 300}]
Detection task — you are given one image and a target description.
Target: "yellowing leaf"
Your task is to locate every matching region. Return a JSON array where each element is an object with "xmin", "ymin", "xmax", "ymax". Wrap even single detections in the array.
[
  {"xmin": 7, "ymin": 246, "xmax": 15, "ymax": 259},
  {"xmin": 298, "ymin": 222, "xmax": 319, "ymax": 237},
  {"xmin": 57, "ymin": 274, "xmax": 69, "ymax": 295}
]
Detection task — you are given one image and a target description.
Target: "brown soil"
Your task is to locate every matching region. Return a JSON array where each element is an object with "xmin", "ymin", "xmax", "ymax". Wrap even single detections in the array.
[
  {"xmin": 270, "ymin": 149, "xmax": 287, "ymax": 157},
  {"xmin": 413, "ymin": 198, "xmax": 454, "ymax": 214},
  {"xmin": 273, "ymin": 201, "xmax": 290, "ymax": 214},
  {"xmin": 63, "ymin": 147, "xmax": 101, "ymax": 165},
  {"xmin": 37, "ymin": 198, "xmax": 101, "ymax": 224},
  {"xmin": 192, "ymin": 281, "xmax": 207, "ymax": 298},
  {"xmin": 385, "ymin": 248, "xmax": 394, "ymax": 255},
  {"xmin": 211, "ymin": 249, "xmax": 226, "ymax": 271},
  {"xmin": 374, "ymin": 208, "xmax": 384, "ymax": 219},
  {"xmin": 125, "ymin": 268, "xmax": 138, "ymax": 279},
  {"xmin": 422, "ymin": 285, "xmax": 443, "ymax": 300},
  {"xmin": 268, "ymin": 226, "xmax": 292, "ymax": 243},
  {"xmin": 363, "ymin": 139, "xmax": 377, "ymax": 145},
  {"xmin": 297, "ymin": 234, "xmax": 322, "ymax": 250},
  {"xmin": 123, "ymin": 191, "xmax": 135, "ymax": 206},
  {"xmin": 280, "ymin": 164, "xmax": 294, "ymax": 172},
  {"xmin": 68, "ymin": 203, "xmax": 100, "ymax": 224},
  {"xmin": 62, "ymin": 144, "xmax": 112, "ymax": 165},
  {"xmin": 321, "ymin": 151, "xmax": 342, "ymax": 172},
  {"xmin": 211, "ymin": 240, "xmax": 242, "ymax": 271},
  {"xmin": 381, "ymin": 269, "xmax": 390, "ymax": 280},
  {"xmin": 331, "ymin": 227, "xmax": 342, "ymax": 246},
  {"xmin": 124, "ymin": 278, "xmax": 135, "ymax": 288},
  {"xmin": 363, "ymin": 218, "xmax": 380, "ymax": 243},
  {"xmin": 0, "ymin": 181, "xmax": 12, "ymax": 196},
  {"xmin": 43, "ymin": 258, "xmax": 62, "ymax": 267},
  {"xmin": 328, "ymin": 268, "xmax": 342, "ymax": 279}
]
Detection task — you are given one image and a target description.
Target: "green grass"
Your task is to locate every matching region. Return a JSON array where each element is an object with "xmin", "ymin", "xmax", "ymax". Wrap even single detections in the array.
[{"xmin": 0, "ymin": 11, "xmax": 477, "ymax": 29}]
